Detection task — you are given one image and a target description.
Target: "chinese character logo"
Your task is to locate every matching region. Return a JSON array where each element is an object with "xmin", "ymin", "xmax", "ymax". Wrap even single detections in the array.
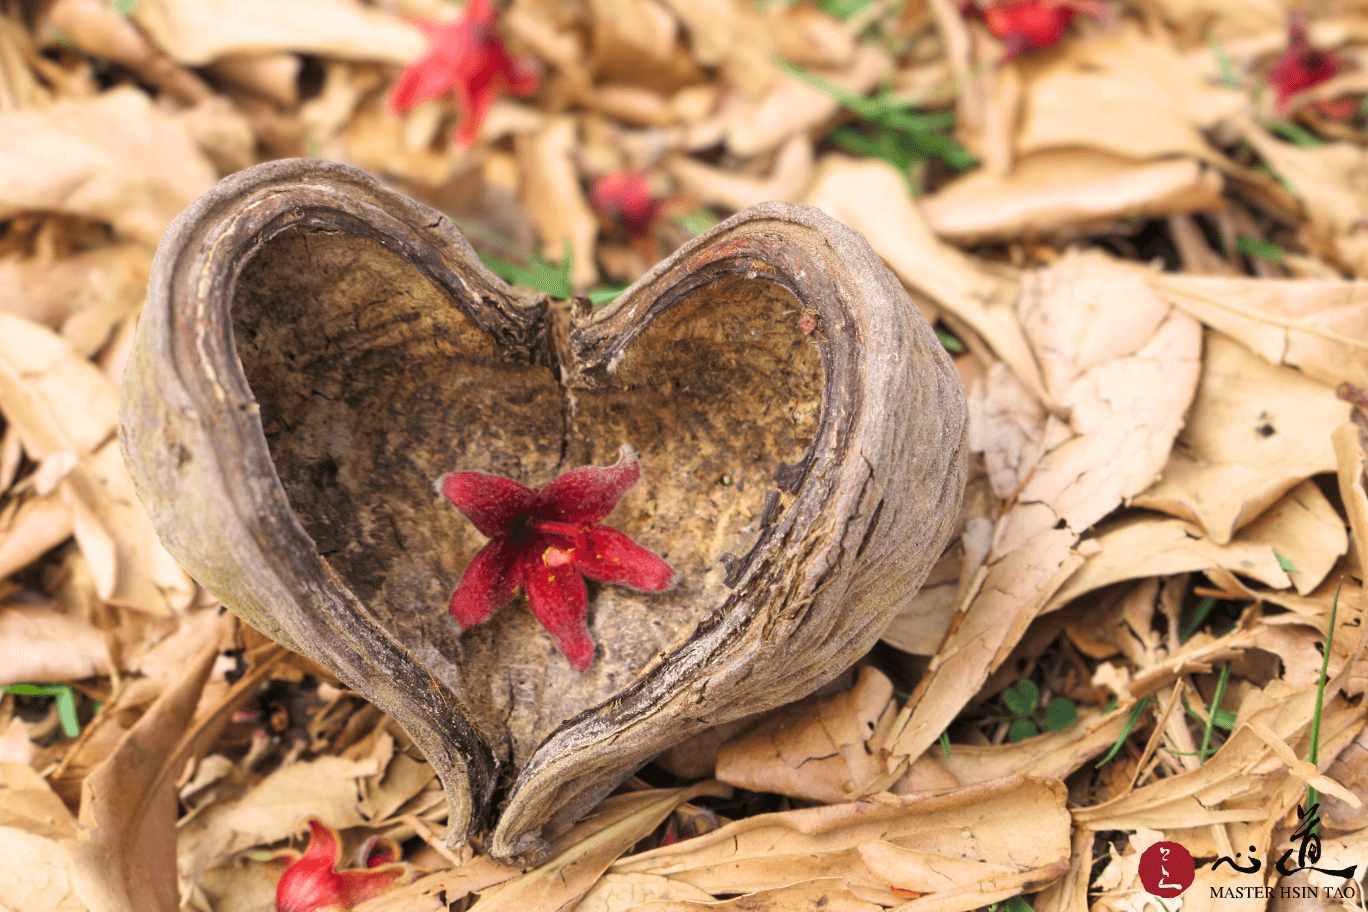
[{"xmin": 1139, "ymin": 841, "xmax": 1196, "ymax": 897}]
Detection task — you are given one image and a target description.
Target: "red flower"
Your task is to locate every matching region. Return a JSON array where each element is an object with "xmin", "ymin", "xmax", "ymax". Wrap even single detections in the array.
[
  {"xmin": 591, "ymin": 172, "xmax": 668, "ymax": 237},
  {"xmin": 962, "ymin": 0, "xmax": 1110, "ymax": 60},
  {"xmin": 439, "ymin": 445, "xmax": 675, "ymax": 672},
  {"xmin": 275, "ymin": 820, "xmax": 403, "ymax": 912},
  {"xmin": 388, "ymin": 0, "xmax": 540, "ymax": 148},
  {"xmin": 1269, "ymin": 17, "xmax": 1357, "ymax": 119}
]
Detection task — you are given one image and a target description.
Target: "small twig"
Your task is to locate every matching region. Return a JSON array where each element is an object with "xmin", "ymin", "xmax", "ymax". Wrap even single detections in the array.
[{"xmin": 401, "ymin": 813, "xmax": 466, "ymax": 868}]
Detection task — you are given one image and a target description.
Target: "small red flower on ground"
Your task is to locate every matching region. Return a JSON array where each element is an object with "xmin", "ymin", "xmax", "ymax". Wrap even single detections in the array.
[
  {"xmin": 590, "ymin": 172, "xmax": 668, "ymax": 237},
  {"xmin": 1269, "ymin": 17, "xmax": 1357, "ymax": 119},
  {"xmin": 439, "ymin": 444, "xmax": 675, "ymax": 672},
  {"xmin": 275, "ymin": 820, "xmax": 403, "ymax": 912},
  {"xmin": 388, "ymin": 0, "xmax": 540, "ymax": 148},
  {"xmin": 962, "ymin": 0, "xmax": 1109, "ymax": 61}
]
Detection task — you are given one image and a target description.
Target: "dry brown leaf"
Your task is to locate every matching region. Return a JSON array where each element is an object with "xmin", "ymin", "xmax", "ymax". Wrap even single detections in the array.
[
  {"xmin": 129, "ymin": 0, "xmax": 424, "ymax": 66},
  {"xmin": 879, "ymin": 547, "xmax": 960, "ymax": 656},
  {"xmin": 573, "ymin": 872, "xmax": 716, "ymax": 911},
  {"xmin": 0, "ymin": 761, "xmax": 79, "ymax": 841},
  {"xmin": 665, "ymin": 134, "xmax": 813, "ymax": 211},
  {"xmin": 1016, "ymin": 22, "xmax": 1245, "ymax": 163},
  {"xmin": 353, "ymin": 854, "xmax": 518, "ymax": 912},
  {"xmin": 611, "ymin": 777, "xmax": 1070, "ymax": 910},
  {"xmin": 204, "ymin": 52, "xmax": 300, "ymax": 107},
  {"xmin": 656, "ymin": 0, "xmax": 775, "ymax": 89},
  {"xmin": 588, "ymin": 0, "xmax": 677, "ymax": 70},
  {"xmin": 0, "ymin": 826, "xmax": 90, "ymax": 912},
  {"xmin": 633, "ymin": 879, "xmax": 882, "ymax": 912},
  {"xmin": 716, "ymin": 666, "xmax": 897, "ymax": 803},
  {"xmin": 887, "ymin": 251, "xmax": 1201, "ymax": 764},
  {"xmin": 802, "ymin": 155, "xmax": 1049, "ymax": 408},
  {"xmin": 1148, "ymin": 273, "xmax": 1368, "ymax": 390},
  {"xmin": 469, "ymin": 783, "xmax": 731, "ymax": 912},
  {"xmin": 63, "ymin": 643, "xmax": 218, "ymax": 912},
  {"xmin": 0, "ymin": 492, "xmax": 74, "ymax": 581},
  {"xmin": 46, "ymin": 0, "xmax": 211, "ymax": 103},
  {"xmin": 769, "ymin": 2, "xmax": 856, "ymax": 68},
  {"xmin": 1074, "ymin": 678, "xmax": 1365, "ymax": 833},
  {"xmin": 0, "ymin": 606, "xmax": 108, "ymax": 686},
  {"xmin": 920, "ymin": 709, "xmax": 1128, "ymax": 790},
  {"xmin": 59, "ymin": 442, "xmax": 193, "ymax": 614},
  {"xmin": 1148, "ymin": 0, "xmax": 1283, "ymax": 44},
  {"xmin": 0, "ymin": 243, "xmax": 149, "ymax": 350},
  {"xmin": 1032, "ymin": 825, "xmax": 1091, "ymax": 912},
  {"xmin": 1334, "ymin": 422, "xmax": 1368, "ymax": 576},
  {"xmin": 517, "ymin": 116, "xmax": 599, "ymax": 289},
  {"xmin": 178, "ymin": 754, "xmax": 380, "ymax": 888},
  {"xmin": 1239, "ymin": 123, "xmax": 1368, "ymax": 278},
  {"xmin": 1322, "ymin": 721, "xmax": 1368, "ymax": 830},
  {"xmin": 1134, "ymin": 331, "xmax": 1351, "ymax": 543},
  {"xmin": 0, "ymin": 88, "xmax": 216, "ymax": 246},
  {"xmin": 0, "ymin": 313, "xmax": 119, "ymax": 459},
  {"xmin": 922, "ymin": 151, "xmax": 1226, "ymax": 245},
  {"xmin": 723, "ymin": 43, "xmax": 889, "ymax": 158},
  {"xmin": 1049, "ymin": 481, "xmax": 1345, "ymax": 612}
]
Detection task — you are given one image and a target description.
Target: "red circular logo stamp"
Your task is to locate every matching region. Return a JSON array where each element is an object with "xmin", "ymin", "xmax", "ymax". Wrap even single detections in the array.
[{"xmin": 1139, "ymin": 841, "xmax": 1196, "ymax": 897}]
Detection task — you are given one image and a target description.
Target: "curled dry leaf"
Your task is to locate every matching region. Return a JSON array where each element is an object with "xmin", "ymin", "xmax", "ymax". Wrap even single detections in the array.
[
  {"xmin": 1015, "ymin": 22, "xmax": 1245, "ymax": 164},
  {"xmin": 1148, "ymin": 273, "xmax": 1368, "ymax": 390},
  {"xmin": 464, "ymin": 783, "xmax": 731, "ymax": 912},
  {"xmin": 1334, "ymin": 421, "xmax": 1368, "ymax": 572},
  {"xmin": 129, "ymin": 0, "xmax": 425, "ymax": 66},
  {"xmin": 0, "ymin": 316, "xmax": 190, "ymax": 611},
  {"xmin": 1074, "ymin": 676, "xmax": 1366, "ymax": 855},
  {"xmin": 0, "ymin": 606, "xmax": 109, "ymax": 686},
  {"xmin": 0, "ymin": 313, "xmax": 119, "ymax": 458},
  {"xmin": 916, "ymin": 709, "xmax": 1129, "ymax": 790},
  {"xmin": 923, "ymin": 150, "xmax": 1225, "ymax": 245},
  {"xmin": 723, "ymin": 43, "xmax": 890, "ymax": 158},
  {"xmin": 1238, "ymin": 123, "xmax": 1368, "ymax": 278},
  {"xmin": 0, "ymin": 88, "xmax": 216, "ymax": 246},
  {"xmin": 0, "ymin": 493, "xmax": 73, "ymax": 582},
  {"xmin": 715, "ymin": 665, "xmax": 897, "ymax": 804},
  {"xmin": 665, "ymin": 134, "xmax": 814, "ymax": 212},
  {"xmin": 887, "ymin": 250, "xmax": 1201, "ymax": 765},
  {"xmin": 516, "ymin": 116, "xmax": 599, "ymax": 289},
  {"xmin": 63, "ymin": 644, "xmax": 218, "ymax": 912},
  {"xmin": 178, "ymin": 755, "xmax": 381, "ymax": 890},
  {"xmin": 610, "ymin": 777, "xmax": 1071, "ymax": 910},
  {"xmin": 1145, "ymin": 0, "xmax": 1282, "ymax": 44},
  {"xmin": 573, "ymin": 872, "xmax": 714, "ymax": 911},
  {"xmin": 1045, "ymin": 487, "xmax": 1341, "ymax": 613},
  {"xmin": 632, "ymin": 879, "xmax": 881, "ymax": 912},
  {"xmin": 1134, "ymin": 331, "xmax": 1351, "ymax": 544},
  {"xmin": 803, "ymin": 155, "xmax": 1049, "ymax": 408},
  {"xmin": 45, "ymin": 0, "xmax": 212, "ymax": 104}
]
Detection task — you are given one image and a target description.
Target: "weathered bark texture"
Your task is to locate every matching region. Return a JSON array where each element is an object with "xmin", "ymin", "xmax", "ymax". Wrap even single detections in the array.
[{"xmin": 119, "ymin": 159, "xmax": 967, "ymax": 862}]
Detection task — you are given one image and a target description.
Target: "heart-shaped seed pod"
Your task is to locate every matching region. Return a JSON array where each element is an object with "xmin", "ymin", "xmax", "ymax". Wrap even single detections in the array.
[{"xmin": 119, "ymin": 160, "xmax": 967, "ymax": 862}]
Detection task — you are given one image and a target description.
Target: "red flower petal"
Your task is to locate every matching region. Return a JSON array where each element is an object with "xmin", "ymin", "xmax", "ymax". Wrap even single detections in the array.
[
  {"xmin": 440, "ymin": 471, "xmax": 538, "ymax": 537},
  {"xmin": 336, "ymin": 869, "xmax": 404, "ymax": 908},
  {"xmin": 387, "ymin": 0, "xmax": 541, "ymax": 149},
  {"xmin": 523, "ymin": 552, "xmax": 594, "ymax": 672},
  {"xmin": 591, "ymin": 172, "xmax": 667, "ymax": 236},
  {"xmin": 982, "ymin": 1, "xmax": 1074, "ymax": 55},
  {"xmin": 388, "ymin": 18, "xmax": 470, "ymax": 115},
  {"xmin": 276, "ymin": 820, "xmax": 402, "ymax": 912},
  {"xmin": 537, "ymin": 445, "xmax": 642, "ymax": 525},
  {"xmin": 448, "ymin": 537, "xmax": 523, "ymax": 630},
  {"xmin": 1269, "ymin": 18, "xmax": 1350, "ymax": 115},
  {"xmin": 970, "ymin": 0, "xmax": 1108, "ymax": 60},
  {"xmin": 579, "ymin": 526, "xmax": 676, "ymax": 592}
]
